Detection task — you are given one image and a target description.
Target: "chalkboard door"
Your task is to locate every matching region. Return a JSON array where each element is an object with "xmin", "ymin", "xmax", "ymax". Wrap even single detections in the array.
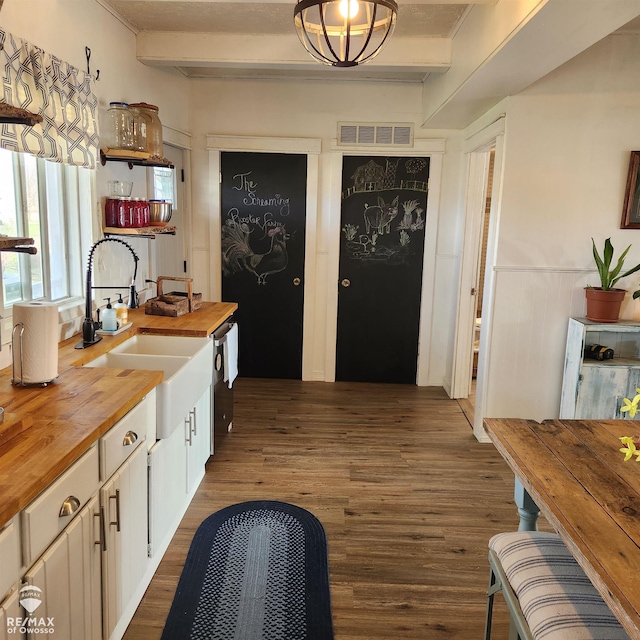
[
  {"xmin": 221, "ymin": 151, "xmax": 307, "ymax": 379},
  {"xmin": 336, "ymin": 156, "xmax": 430, "ymax": 383}
]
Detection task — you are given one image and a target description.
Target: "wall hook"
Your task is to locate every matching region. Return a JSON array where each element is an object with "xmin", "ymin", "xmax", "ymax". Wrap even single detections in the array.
[{"xmin": 85, "ymin": 46, "xmax": 100, "ymax": 81}]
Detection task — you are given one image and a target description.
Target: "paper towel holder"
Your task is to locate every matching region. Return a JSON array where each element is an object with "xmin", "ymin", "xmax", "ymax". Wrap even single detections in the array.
[{"xmin": 11, "ymin": 322, "xmax": 57, "ymax": 387}]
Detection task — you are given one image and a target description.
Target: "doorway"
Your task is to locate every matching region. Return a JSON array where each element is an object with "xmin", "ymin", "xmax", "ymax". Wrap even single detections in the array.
[
  {"xmin": 458, "ymin": 148, "xmax": 494, "ymax": 423},
  {"xmin": 451, "ymin": 117, "xmax": 505, "ymax": 442}
]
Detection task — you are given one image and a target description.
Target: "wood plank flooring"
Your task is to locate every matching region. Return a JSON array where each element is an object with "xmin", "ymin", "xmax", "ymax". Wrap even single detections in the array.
[{"xmin": 124, "ymin": 378, "xmax": 548, "ymax": 640}]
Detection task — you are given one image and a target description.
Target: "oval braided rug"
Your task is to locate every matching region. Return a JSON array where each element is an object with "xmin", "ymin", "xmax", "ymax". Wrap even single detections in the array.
[{"xmin": 161, "ymin": 501, "xmax": 334, "ymax": 640}]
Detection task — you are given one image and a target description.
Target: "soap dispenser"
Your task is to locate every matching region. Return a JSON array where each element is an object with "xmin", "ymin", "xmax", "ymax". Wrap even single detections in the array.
[
  {"xmin": 102, "ymin": 298, "xmax": 118, "ymax": 332},
  {"xmin": 114, "ymin": 293, "xmax": 128, "ymax": 326}
]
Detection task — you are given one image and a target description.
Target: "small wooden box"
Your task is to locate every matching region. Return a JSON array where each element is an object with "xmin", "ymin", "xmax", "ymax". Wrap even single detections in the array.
[{"xmin": 145, "ymin": 277, "xmax": 202, "ymax": 317}]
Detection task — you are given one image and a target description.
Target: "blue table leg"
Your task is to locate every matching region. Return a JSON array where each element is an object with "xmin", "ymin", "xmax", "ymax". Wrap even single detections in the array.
[{"xmin": 514, "ymin": 478, "xmax": 540, "ymax": 531}]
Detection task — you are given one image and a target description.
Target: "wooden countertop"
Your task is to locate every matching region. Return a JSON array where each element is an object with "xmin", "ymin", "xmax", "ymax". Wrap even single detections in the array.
[
  {"xmin": 0, "ymin": 301, "xmax": 237, "ymax": 527},
  {"xmin": 485, "ymin": 417, "xmax": 640, "ymax": 639}
]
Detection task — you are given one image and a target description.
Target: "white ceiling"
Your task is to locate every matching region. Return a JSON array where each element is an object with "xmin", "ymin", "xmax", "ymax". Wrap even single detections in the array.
[
  {"xmin": 101, "ymin": 0, "xmax": 468, "ymax": 38},
  {"xmin": 98, "ymin": 0, "xmax": 471, "ymax": 81},
  {"xmin": 97, "ymin": 0, "xmax": 640, "ymax": 127}
]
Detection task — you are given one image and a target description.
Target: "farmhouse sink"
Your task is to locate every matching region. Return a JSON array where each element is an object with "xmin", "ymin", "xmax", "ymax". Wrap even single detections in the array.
[
  {"xmin": 85, "ymin": 336, "xmax": 213, "ymax": 438},
  {"xmin": 110, "ymin": 334, "xmax": 209, "ymax": 357}
]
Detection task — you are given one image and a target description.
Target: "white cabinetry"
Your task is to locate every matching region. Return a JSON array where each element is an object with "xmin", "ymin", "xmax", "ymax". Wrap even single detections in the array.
[
  {"xmin": 0, "ymin": 517, "xmax": 21, "ymax": 602},
  {"xmin": 101, "ymin": 443, "xmax": 149, "ymax": 640},
  {"xmin": 23, "ymin": 494, "xmax": 102, "ymax": 640},
  {"xmin": 21, "ymin": 445, "xmax": 100, "ymax": 567},
  {"xmin": 148, "ymin": 418, "xmax": 187, "ymax": 558},
  {"xmin": 0, "ymin": 588, "xmax": 24, "ymax": 640},
  {"xmin": 3, "ymin": 393, "xmax": 155, "ymax": 640},
  {"xmin": 149, "ymin": 386, "xmax": 211, "ymax": 557},
  {"xmin": 186, "ymin": 389, "xmax": 211, "ymax": 493},
  {"xmin": 560, "ymin": 318, "xmax": 640, "ymax": 419}
]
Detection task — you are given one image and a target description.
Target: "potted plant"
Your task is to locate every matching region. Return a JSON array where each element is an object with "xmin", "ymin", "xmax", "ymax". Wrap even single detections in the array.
[{"xmin": 586, "ymin": 238, "xmax": 640, "ymax": 322}]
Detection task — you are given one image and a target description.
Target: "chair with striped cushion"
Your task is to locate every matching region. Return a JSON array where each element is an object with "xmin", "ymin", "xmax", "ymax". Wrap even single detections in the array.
[{"xmin": 484, "ymin": 531, "xmax": 630, "ymax": 640}]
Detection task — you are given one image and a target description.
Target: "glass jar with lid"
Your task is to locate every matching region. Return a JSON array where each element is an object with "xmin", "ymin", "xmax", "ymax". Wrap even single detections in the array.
[
  {"xmin": 106, "ymin": 102, "xmax": 134, "ymax": 150},
  {"xmin": 130, "ymin": 105, "xmax": 147, "ymax": 152},
  {"xmin": 129, "ymin": 103, "xmax": 163, "ymax": 157}
]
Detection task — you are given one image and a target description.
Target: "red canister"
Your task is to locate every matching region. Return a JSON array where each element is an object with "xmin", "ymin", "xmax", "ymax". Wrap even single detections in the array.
[
  {"xmin": 132, "ymin": 198, "xmax": 142, "ymax": 227},
  {"xmin": 118, "ymin": 197, "xmax": 133, "ymax": 228},
  {"xmin": 105, "ymin": 198, "xmax": 119, "ymax": 227}
]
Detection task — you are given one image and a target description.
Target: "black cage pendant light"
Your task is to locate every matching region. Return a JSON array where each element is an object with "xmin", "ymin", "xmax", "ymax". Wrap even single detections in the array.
[{"xmin": 294, "ymin": 0, "xmax": 398, "ymax": 67}]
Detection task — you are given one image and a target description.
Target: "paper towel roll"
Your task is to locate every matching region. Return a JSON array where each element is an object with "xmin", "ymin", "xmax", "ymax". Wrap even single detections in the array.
[{"xmin": 12, "ymin": 301, "xmax": 59, "ymax": 384}]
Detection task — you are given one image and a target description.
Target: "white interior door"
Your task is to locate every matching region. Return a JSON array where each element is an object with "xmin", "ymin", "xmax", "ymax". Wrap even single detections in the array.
[
  {"xmin": 451, "ymin": 118, "xmax": 505, "ymax": 442},
  {"xmin": 151, "ymin": 144, "xmax": 186, "ymax": 287}
]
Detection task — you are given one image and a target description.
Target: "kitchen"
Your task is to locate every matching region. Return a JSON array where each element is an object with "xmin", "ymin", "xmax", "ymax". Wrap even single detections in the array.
[
  {"xmin": 2, "ymin": 0, "xmax": 640, "ymax": 423},
  {"xmin": 2, "ymin": 0, "xmax": 640, "ymax": 638}
]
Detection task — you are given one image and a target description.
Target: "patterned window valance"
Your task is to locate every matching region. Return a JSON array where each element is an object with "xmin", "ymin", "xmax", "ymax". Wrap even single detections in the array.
[{"xmin": 0, "ymin": 29, "xmax": 99, "ymax": 169}]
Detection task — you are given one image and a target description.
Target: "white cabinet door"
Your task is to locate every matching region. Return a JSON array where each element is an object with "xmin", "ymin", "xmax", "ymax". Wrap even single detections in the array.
[
  {"xmin": 0, "ymin": 588, "xmax": 24, "ymax": 640},
  {"xmin": 149, "ymin": 387, "xmax": 210, "ymax": 558},
  {"xmin": 148, "ymin": 419, "xmax": 188, "ymax": 558},
  {"xmin": 186, "ymin": 387, "xmax": 211, "ymax": 494},
  {"xmin": 0, "ymin": 517, "xmax": 21, "ymax": 603},
  {"xmin": 101, "ymin": 444, "xmax": 148, "ymax": 640},
  {"xmin": 22, "ymin": 494, "xmax": 102, "ymax": 640}
]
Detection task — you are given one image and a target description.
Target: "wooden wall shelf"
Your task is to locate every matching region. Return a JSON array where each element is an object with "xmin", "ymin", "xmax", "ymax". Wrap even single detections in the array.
[
  {"xmin": 0, "ymin": 103, "xmax": 42, "ymax": 126},
  {"xmin": 100, "ymin": 149, "xmax": 173, "ymax": 169},
  {"xmin": 0, "ymin": 237, "xmax": 37, "ymax": 254},
  {"xmin": 103, "ymin": 226, "xmax": 176, "ymax": 239}
]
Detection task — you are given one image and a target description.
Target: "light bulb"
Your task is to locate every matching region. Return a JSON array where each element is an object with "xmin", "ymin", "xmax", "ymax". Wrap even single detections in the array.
[{"xmin": 339, "ymin": 0, "xmax": 359, "ymax": 19}]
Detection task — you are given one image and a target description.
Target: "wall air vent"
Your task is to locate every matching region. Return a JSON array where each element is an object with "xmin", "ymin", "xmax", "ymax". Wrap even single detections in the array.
[{"xmin": 338, "ymin": 122, "xmax": 414, "ymax": 147}]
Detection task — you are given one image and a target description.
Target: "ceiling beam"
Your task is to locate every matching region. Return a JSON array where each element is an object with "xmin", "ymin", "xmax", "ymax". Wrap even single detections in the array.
[{"xmin": 137, "ymin": 31, "xmax": 452, "ymax": 79}]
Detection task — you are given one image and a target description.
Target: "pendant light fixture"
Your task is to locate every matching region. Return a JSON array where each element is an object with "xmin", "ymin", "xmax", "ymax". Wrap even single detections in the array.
[{"xmin": 294, "ymin": 0, "xmax": 398, "ymax": 67}]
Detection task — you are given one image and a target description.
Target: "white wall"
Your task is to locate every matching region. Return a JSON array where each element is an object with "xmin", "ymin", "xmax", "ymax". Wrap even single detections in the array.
[
  {"xmin": 188, "ymin": 77, "xmax": 464, "ymax": 383},
  {"xmin": 481, "ymin": 32, "xmax": 640, "ymax": 422},
  {"xmin": 0, "ymin": 0, "xmax": 190, "ymax": 341}
]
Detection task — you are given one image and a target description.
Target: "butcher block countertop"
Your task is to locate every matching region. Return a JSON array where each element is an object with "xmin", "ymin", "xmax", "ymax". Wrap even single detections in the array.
[{"xmin": 0, "ymin": 301, "xmax": 237, "ymax": 527}]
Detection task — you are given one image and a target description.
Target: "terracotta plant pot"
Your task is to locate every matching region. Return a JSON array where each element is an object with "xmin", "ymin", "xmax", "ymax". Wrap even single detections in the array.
[{"xmin": 584, "ymin": 287, "xmax": 626, "ymax": 323}]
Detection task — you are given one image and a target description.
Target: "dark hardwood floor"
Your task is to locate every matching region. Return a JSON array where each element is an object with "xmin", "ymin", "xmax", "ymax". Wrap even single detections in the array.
[{"xmin": 124, "ymin": 378, "xmax": 543, "ymax": 640}]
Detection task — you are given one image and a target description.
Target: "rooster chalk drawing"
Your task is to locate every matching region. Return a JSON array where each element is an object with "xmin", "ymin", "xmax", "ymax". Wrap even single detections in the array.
[{"xmin": 222, "ymin": 220, "xmax": 289, "ymax": 285}]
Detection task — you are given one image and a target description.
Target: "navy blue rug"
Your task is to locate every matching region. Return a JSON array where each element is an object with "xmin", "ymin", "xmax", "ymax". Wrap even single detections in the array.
[{"xmin": 161, "ymin": 501, "xmax": 334, "ymax": 640}]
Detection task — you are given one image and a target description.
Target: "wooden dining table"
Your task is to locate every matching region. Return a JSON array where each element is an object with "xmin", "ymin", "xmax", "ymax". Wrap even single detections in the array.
[{"xmin": 484, "ymin": 417, "xmax": 640, "ymax": 640}]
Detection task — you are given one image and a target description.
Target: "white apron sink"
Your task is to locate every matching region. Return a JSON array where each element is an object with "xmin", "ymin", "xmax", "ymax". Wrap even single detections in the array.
[{"xmin": 85, "ymin": 336, "xmax": 213, "ymax": 438}]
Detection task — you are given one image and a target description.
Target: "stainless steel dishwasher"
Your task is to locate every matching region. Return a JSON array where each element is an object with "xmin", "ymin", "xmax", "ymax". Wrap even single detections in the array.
[{"xmin": 211, "ymin": 321, "xmax": 237, "ymax": 454}]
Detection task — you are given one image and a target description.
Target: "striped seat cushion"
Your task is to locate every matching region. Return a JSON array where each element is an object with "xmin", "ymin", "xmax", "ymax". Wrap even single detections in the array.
[{"xmin": 489, "ymin": 532, "xmax": 629, "ymax": 640}]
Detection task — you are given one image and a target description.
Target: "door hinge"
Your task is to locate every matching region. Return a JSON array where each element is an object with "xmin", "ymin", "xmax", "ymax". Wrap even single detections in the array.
[
  {"xmin": 148, "ymin": 543, "xmax": 152, "ymax": 558},
  {"xmin": 181, "ymin": 169, "xmax": 185, "ymax": 182},
  {"xmin": 184, "ymin": 260, "xmax": 187, "ymax": 273},
  {"xmin": 219, "ymin": 171, "xmax": 223, "ymax": 184},
  {"xmin": 471, "ymin": 287, "xmax": 476, "ymax": 296}
]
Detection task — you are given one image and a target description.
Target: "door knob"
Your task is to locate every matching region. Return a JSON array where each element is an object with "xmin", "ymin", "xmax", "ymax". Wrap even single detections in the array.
[
  {"xmin": 293, "ymin": 277, "xmax": 301, "ymax": 286},
  {"xmin": 341, "ymin": 279, "xmax": 351, "ymax": 288}
]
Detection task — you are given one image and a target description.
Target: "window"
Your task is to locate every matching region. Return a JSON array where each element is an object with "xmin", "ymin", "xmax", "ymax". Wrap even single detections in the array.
[
  {"xmin": 0, "ymin": 148, "xmax": 91, "ymax": 308},
  {"xmin": 150, "ymin": 166, "xmax": 176, "ymax": 209}
]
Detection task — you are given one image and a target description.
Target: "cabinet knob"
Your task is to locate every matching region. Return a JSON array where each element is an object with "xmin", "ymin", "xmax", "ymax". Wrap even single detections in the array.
[
  {"xmin": 59, "ymin": 495, "xmax": 81, "ymax": 518},
  {"xmin": 293, "ymin": 277, "xmax": 301, "ymax": 286},
  {"xmin": 122, "ymin": 430, "xmax": 138, "ymax": 446},
  {"xmin": 341, "ymin": 278, "xmax": 351, "ymax": 288}
]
